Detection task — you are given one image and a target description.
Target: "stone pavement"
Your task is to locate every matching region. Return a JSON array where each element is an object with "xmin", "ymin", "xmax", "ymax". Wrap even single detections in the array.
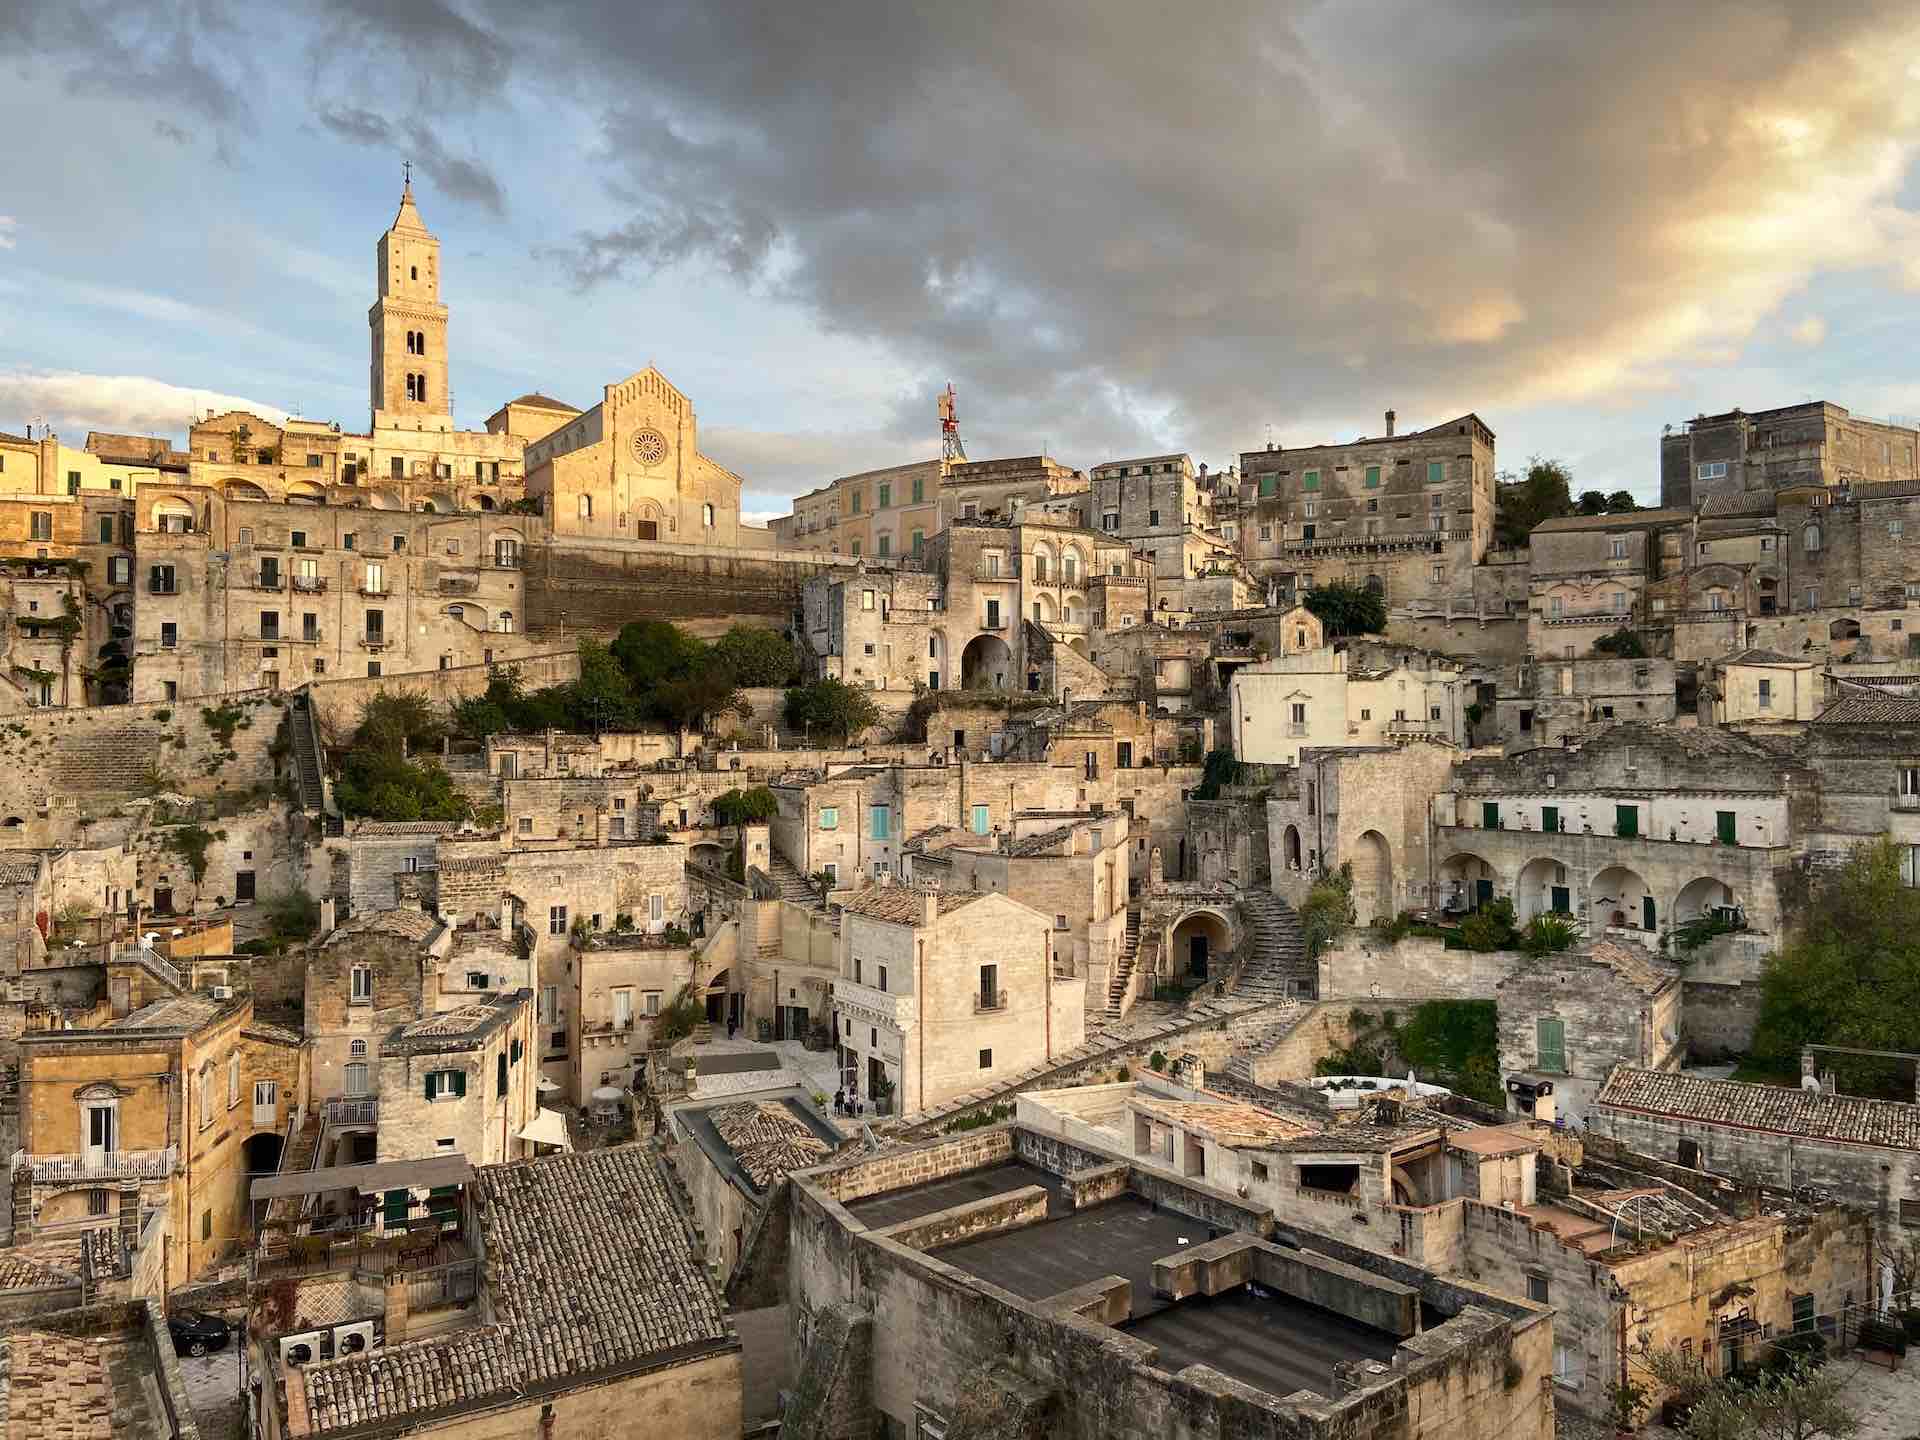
[{"xmin": 679, "ymin": 1034, "xmax": 841, "ymax": 1101}]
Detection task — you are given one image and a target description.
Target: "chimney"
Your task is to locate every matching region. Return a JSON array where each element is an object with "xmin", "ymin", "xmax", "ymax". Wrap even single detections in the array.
[{"xmin": 1385, "ymin": 409, "xmax": 1396, "ymax": 437}]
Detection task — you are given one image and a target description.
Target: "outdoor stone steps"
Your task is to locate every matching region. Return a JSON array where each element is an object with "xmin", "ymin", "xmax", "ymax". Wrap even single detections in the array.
[
  {"xmin": 766, "ymin": 852, "xmax": 822, "ymax": 908},
  {"xmin": 289, "ymin": 694, "xmax": 325, "ymax": 811},
  {"xmin": 1105, "ymin": 907, "xmax": 1145, "ymax": 1016},
  {"xmin": 1231, "ymin": 892, "xmax": 1313, "ymax": 1001}
]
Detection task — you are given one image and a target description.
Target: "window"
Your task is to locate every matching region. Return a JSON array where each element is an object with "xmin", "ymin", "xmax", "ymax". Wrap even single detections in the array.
[
  {"xmin": 1804, "ymin": 523, "xmax": 1821, "ymax": 553},
  {"xmin": 862, "ymin": 588, "xmax": 875, "ymax": 611},
  {"xmin": 1552, "ymin": 1344, "xmax": 1584, "ymax": 1391},
  {"xmin": 549, "ymin": 904, "xmax": 568, "ymax": 935},
  {"xmin": 228, "ymin": 1054, "xmax": 242, "ymax": 1108},
  {"xmin": 703, "ymin": 502, "xmax": 715, "ymax": 527},
  {"xmin": 1290, "ymin": 702, "xmax": 1306, "ymax": 724},
  {"xmin": 109, "ymin": 556, "xmax": 129, "ymax": 584},
  {"xmin": 1366, "ymin": 498, "xmax": 1378, "ymax": 513},
  {"xmin": 1536, "ymin": 1018, "xmax": 1565, "ymax": 1073},
  {"xmin": 364, "ymin": 560, "xmax": 385, "ymax": 594},
  {"xmin": 1791, "ymin": 1293, "xmax": 1816, "ymax": 1332},
  {"xmin": 425, "ymin": 1069, "xmax": 466, "ymax": 1101},
  {"xmin": 1610, "ymin": 538, "xmax": 1626, "ymax": 559},
  {"xmin": 150, "ymin": 564, "xmax": 177, "ymax": 595},
  {"xmin": 197, "ymin": 1065, "xmax": 214, "ymax": 1127},
  {"xmin": 1303, "ymin": 501, "xmax": 1317, "ymax": 519},
  {"xmin": 971, "ymin": 804, "xmax": 990, "ymax": 834},
  {"xmin": 540, "ymin": 985, "xmax": 558, "ymax": 1024},
  {"xmin": 1148, "ymin": 508, "xmax": 1160, "ymax": 526},
  {"xmin": 850, "ymin": 539, "xmax": 861, "ymax": 557},
  {"xmin": 870, "ymin": 805, "xmax": 891, "ymax": 840},
  {"xmin": 1697, "ymin": 461, "xmax": 1729, "ymax": 480},
  {"xmin": 578, "ymin": 494, "xmax": 592, "ymax": 520},
  {"xmin": 497, "ymin": 1052, "xmax": 508, "ymax": 1097},
  {"xmin": 911, "ymin": 528, "xmax": 925, "ymax": 555},
  {"xmin": 350, "ymin": 965, "xmax": 372, "ymax": 1002},
  {"xmin": 344, "ymin": 1058, "xmax": 370, "ymax": 1095},
  {"xmin": 819, "ymin": 806, "xmax": 839, "ymax": 829},
  {"xmin": 1302, "ymin": 470, "xmax": 1320, "ymax": 492},
  {"xmin": 1101, "ymin": 511, "xmax": 1119, "ymax": 531},
  {"xmin": 1758, "ymin": 678, "xmax": 1772, "ymax": 709},
  {"xmin": 30, "ymin": 511, "xmax": 51, "ymax": 540},
  {"xmin": 1258, "ymin": 473, "xmax": 1277, "ymax": 498},
  {"xmin": 1426, "ymin": 461, "xmax": 1445, "ymax": 484},
  {"xmin": 979, "ymin": 1049, "xmax": 993, "ymax": 1069},
  {"xmin": 1364, "ymin": 465, "xmax": 1380, "ymax": 488},
  {"xmin": 1259, "ymin": 524, "xmax": 1272, "ymax": 542}
]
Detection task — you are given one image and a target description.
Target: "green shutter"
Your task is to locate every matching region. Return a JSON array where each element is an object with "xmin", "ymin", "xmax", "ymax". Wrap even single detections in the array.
[
  {"xmin": 1537, "ymin": 1019, "xmax": 1565, "ymax": 1073},
  {"xmin": 1716, "ymin": 811, "xmax": 1736, "ymax": 845},
  {"xmin": 1365, "ymin": 466, "xmax": 1380, "ymax": 488},
  {"xmin": 1540, "ymin": 805, "xmax": 1558, "ymax": 834},
  {"xmin": 1615, "ymin": 804, "xmax": 1638, "ymax": 838},
  {"xmin": 1258, "ymin": 474, "xmax": 1277, "ymax": 498},
  {"xmin": 424, "ymin": 1073, "xmax": 435, "ymax": 1100},
  {"xmin": 453, "ymin": 1070, "xmax": 467, "ymax": 1098},
  {"xmin": 383, "ymin": 1188, "xmax": 409, "ymax": 1226},
  {"xmin": 1482, "ymin": 802, "xmax": 1501, "ymax": 829},
  {"xmin": 1427, "ymin": 461, "xmax": 1445, "ymax": 484},
  {"xmin": 912, "ymin": 477, "xmax": 924, "ymax": 502},
  {"xmin": 1303, "ymin": 470, "xmax": 1320, "ymax": 491},
  {"xmin": 879, "ymin": 484, "xmax": 890, "ymax": 508}
]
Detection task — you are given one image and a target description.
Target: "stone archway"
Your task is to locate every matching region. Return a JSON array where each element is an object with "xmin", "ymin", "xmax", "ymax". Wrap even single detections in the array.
[
  {"xmin": 961, "ymin": 633, "xmax": 1012, "ymax": 689},
  {"xmin": 1281, "ymin": 825, "xmax": 1303, "ymax": 872},
  {"xmin": 1439, "ymin": 852, "xmax": 1499, "ymax": 915},
  {"xmin": 1592, "ymin": 864, "xmax": 1656, "ymax": 934},
  {"xmin": 1675, "ymin": 875, "xmax": 1736, "ymax": 925},
  {"xmin": 1516, "ymin": 857, "xmax": 1573, "ymax": 923},
  {"xmin": 1170, "ymin": 909, "xmax": 1232, "ymax": 981},
  {"xmin": 1351, "ymin": 830, "xmax": 1393, "ymax": 924}
]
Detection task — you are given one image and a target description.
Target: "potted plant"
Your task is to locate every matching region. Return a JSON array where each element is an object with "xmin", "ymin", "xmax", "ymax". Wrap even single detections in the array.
[{"xmin": 1606, "ymin": 1379, "xmax": 1647, "ymax": 1437}]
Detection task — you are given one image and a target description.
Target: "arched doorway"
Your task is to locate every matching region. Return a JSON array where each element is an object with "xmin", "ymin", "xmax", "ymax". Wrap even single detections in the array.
[
  {"xmin": 1675, "ymin": 876, "xmax": 1736, "ymax": 925},
  {"xmin": 1516, "ymin": 857, "xmax": 1573, "ymax": 923},
  {"xmin": 1440, "ymin": 852, "xmax": 1498, "ymax": 915},
  {"xmin": 961, "ymin": 633, "xmax": 1012, "ymax": 689},
  {"xmin": 244, "ymin": 1131, "xmax": 284, "ymax": 1176},
  {"xmin": 1351, "ymin": 830, "xmax": 1393, "ymax": 923},
  {"xmin": 1592, "ymin": 864, "xmax": 1655, "ymax": 933},
  {"xmin": 1282, "ymin": 825, "xmax": 1303, "ymax": 872},
  {"xmin": 1170, "ymin": 910, "xmax": 1231, "ymax": 981}
]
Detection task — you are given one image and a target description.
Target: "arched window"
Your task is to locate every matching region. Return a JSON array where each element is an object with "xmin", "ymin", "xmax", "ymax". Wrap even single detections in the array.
[
  {"xmin": 1803, "ymin": 523, "xmax": 1821, "ymax": 553},
  {"xmin": 405, "ymin": 374, "xmax": 418, "ymax": 402},
  {"xmin": 447, "ymin": 606, "xmax": 464, "ymax": 622},
  {"xmin": 1365, "ymin": 574, "xmax": 1385, "ymax": 595},
  {"xmin": 1032, "ymin": 552, "xmax": 1049, "ymax": 581},
  {"xmin": 416, "ymin": 331, "xmax": 426, "ymax": 357},
  {"xmin": 578, "ymin": 494, "xmax": 592, "ymax": 520},
  {"xmin": 702, "ymin": 503, "xmax": 715, "ymax": 528},
  {"xmin": 495, "ymin": 611, "xmax": 515, "ymax": 633},
  {"xmin": 416, "ymin": 374, "xmax": 427, "ymax": 405},
  {"xmin": 1063, "ymin": 549, "xmax": 1080, "ymax": 583}
]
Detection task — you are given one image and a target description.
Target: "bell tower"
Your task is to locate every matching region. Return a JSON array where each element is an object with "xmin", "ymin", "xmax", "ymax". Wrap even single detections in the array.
[{"xmin": 368, "ymin": 167, "xmax": 450, "ymax": 424}]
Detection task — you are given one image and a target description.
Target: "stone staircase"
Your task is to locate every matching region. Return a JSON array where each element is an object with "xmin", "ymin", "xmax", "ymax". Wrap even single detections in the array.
[
  {"xmin": 1106, "ymin": 908, "xmax": 1143, "ymax": 1016},
  {"xmin": 1232, "ymin": 891, "xmax": 1313, "ymax": 1002},
  {"xmin": 767, "ymin": 852, "xmax": 822, "ymax": 909},
  {"xmin": 289, "ymin": 692, "xmax": 325, "ymax": 812}
]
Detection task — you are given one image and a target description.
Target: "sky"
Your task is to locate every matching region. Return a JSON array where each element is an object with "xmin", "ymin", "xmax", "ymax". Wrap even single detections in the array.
[{"xmin": 6, "ymin": 1, "xmax": 1920, "ymax": 525}]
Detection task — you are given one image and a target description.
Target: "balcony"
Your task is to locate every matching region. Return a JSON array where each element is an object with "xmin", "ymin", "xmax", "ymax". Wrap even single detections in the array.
[
  {"xmin": 294, "ymin": 629, "xmax": 324, "ymax": 644},
  {"xmin": 1894, "ymin": 792, "xmax": 1920, "ymax": 813},
  {"xmin": 13, "ymin": 1147, "xmax": 177, "ymax": 1183},
  {"xmin": 321, "ymin": 1097, "xmax": 378, "ymax": 1129},
  {"xmin": 360, "ymin": 635, "xmax": 390, "ymax": 651},
  {"xmin": 147, "ymin": 581, "xmax": 177, "ymax": 596},
  {"xmin": 251, "ymin": 574, "xmax": 286, "ymax": 591},
  {"xmin": 357, "ymin": 585, "xmax": 390, "ymax": 599},
  {"xmin": 973, "ymin": 564, "xmax": 1018, "ymax": 581},
  {"xmin": 835, "ymin": 978, "xmax": 913, "ymax": 1025},
  {"xmin": 979, "ymin": 619, "xmax": 1008, "ymax": 631},
  {"xmin": 439, "ymin": 577, "xmax": 480, "ymax": 596},
  {"xmin": 1385, "ymin": 719, "xmax": 1444, "ymax": 738},
  {"xmin": 291, "ymin": 576, "xmax": 328, "ymax": 594},
  {"xmin": 973, "ymin": 988, "xmax": 1009, "ymax": 1014}
]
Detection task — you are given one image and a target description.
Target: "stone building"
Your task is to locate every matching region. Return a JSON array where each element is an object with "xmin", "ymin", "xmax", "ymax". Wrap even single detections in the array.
[
  {"xmin": 1230, "ymin": 648, "xmax": 1467, "ymax": 766},
  {"xmin": 249, "ymin": 1144, "xmax": 743, "ymax": 1440},
  {"xmin": 566, "ymin": 932, "xmax": 699, "ymax": 1102},
  {"xmin": 909, "ymin": 811, "xmax": 1132, "ymax": 1019},
  {"xmin": 781, "ymin": 1122, "xmax": 1554, "ymax": 1440},
  {"xmin": 0, "ymin": 493, "xmax": 137, "ymax": 709},
  {"xmin": 1497, "ymin": 940, "xmax": 1683, "ymax": 1126},
  {"xmin": 670, "ymin": 1091, "xmax": 839, "ymax": 1278},
  {"xmin": 375, "ymin": 988, "xmax": 537, "ymax": 1166},
  {"xmin": 1660, "ymin": 400, "xmax": 1920, "ymax": 509},
  {"xmin": 1704, "ymin": 649, "xmax": 1819, "ymax": 724},
  {"xmin": 831, "ymin": 886, "xmax": 1077, "ymax": 1115},
  {"xmin": 1492, "ymin": 655, "xmax": 1678, "ymax": 752},
  {"xmin": 1285, "ymin": 802, "xmax": 1413, "ymax": 926},
  {"xmin": 1434, "ymin": 725, "xmax": 1794, "ymax": 944},
  {"xmin": 1525, "ymin": 508, "xmax": 1692, "ymax": 657},
  {"xmin": 14, "ymin": 988, "xmax": 303, "ymax": 1287},
  {"xmin": 303, "ymin": 908, "xmax": 451, "ymax": 1117},
  {"xmin": 799, "ymin": 563, "xmax": 940, "ymax": 692},
  {"xmin": 1797, "ymin": 691, "xmax": 1920, "ymax": 872},
  {"xmin": 1590, "ymin": 1067, "xmax": 1920, "ymax": 1238},
  {"xmin": 523, "ymin": 366, "xmax": 746, "ymax": 547},
  {"xmin": 938, "ymin": 454, "xmax": 1087, "ymax": 527},
  {"xmin": 1236, "ymin": 411, "xmax": 1496, "ymax": 606},
  {"xmin": 1087, "ymin": 452, "xmax": 1236, "ymax": 602},
  {"xmin": 131, "ymin": 486, "xmax": 544, "ymax": 699}
]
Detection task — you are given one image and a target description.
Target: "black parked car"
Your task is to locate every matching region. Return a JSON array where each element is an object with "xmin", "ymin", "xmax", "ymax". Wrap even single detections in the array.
[{"xmin": 168, "ymin": 1311, "xmax": 231, "ymax": 1358}]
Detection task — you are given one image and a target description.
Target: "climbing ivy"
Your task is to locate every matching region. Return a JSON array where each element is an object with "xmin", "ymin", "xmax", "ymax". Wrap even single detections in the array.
[{"xmin": 162, "ymin": 825, "xmax": 225, "ymax": 884}]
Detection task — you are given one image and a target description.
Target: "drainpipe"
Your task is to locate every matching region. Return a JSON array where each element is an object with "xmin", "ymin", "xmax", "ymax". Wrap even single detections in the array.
[
  {"xmin": 916, "ymin": 939, "xmax": 926, "ymax": 1115},
  {"xmin": 1043, "ymin": 930, "xmax": 1052, "ymax": 1063}
]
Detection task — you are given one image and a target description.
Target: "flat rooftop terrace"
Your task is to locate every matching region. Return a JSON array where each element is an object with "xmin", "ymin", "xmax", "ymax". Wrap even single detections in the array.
[
  {"xmin": 844, "ymin": 1159, "xmax": 1069, "ymax": 1227},
  {"xmin": 932, "ymin": 1196, "xmax": 1208, "ymax": 1319},
  {"xmin": 1125, "ymin": 1287, "xmax": 1401, "ymax": 1397}
]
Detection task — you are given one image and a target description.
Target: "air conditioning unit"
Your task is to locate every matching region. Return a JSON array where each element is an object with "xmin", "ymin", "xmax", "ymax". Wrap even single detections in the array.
[
  {"xmin": 279, "ymin": 1331, "xmax": 327, "ymax": 1368},
  {"xmin": 210, "ymin": 985, "xmax": 234, "ymax": 1000},
  {"xmin": 332, "ymin": 1321, "xmax": 378, "ymax": 1358}
]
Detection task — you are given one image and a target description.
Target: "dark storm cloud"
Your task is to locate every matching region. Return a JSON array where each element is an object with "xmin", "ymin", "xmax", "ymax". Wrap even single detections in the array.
[
  {"xmin": 316, "ymin": 105, "xmax": 507, "ymax": 215},
  {"xmin": 3, "ymin": 0, "xmax": 251, "ymax": 130}
]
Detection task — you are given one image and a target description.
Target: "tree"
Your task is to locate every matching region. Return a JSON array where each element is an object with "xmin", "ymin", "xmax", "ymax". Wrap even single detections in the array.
[
  {"xmin": 334, "ymin": 692, "xmax": 469, "ymax": 822},
  {"xmin": 1302, "ymin": 581, "xmax": 1386, "ymax": 638},
  {"xmin": 784, "ymin": 677, "xmax": 880, "ymax": 743},
  {"xmin": 711, "ymin": 786, "xmax": 779, "ymax": 827},
  {"xmin": 1593, "ymin": 628, "xmax": 1648, "ymax": 659},
  {"xmin": 1750, "ymin": 840, "xmax": 1920, "ymax": 1095},
  {"xmin": 609, "ymin": 619, "xmax": 706, "ymax": 693},
  {"xmin": 1300, "ymin": 865, "xmax": 1355, "ymax": 961},
  {"xmin": 710, "ymin": 625, "xmax": 800, "ymax": 687},
  {"xmin": 1606, "ymin": 489, "xmax": 1639, "ymax": 513},
  {"xmin": 1638, "ymin": 1347, "xmax": 1857, "ymax": 1440},
  {"xmin": 1493, "ymin": 457, "xmax": 1575, "ymax": 548},
  {"xmin": 653, "ymin": 669, "xmax": 748, "ymax": 733},
  {"xmin": 1576, "ymin": 489, "xmax": 1610, "ymax": 515}
]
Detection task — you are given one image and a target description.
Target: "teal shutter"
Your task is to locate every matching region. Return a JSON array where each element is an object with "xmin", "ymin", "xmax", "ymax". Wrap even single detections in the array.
[{"xmin": 452, "ymin": 1070, "xmax": 467, "ymax": 1098}]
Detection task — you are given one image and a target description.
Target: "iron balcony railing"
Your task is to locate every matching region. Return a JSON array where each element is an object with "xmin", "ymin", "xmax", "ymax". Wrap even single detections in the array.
[{"xmin": 12, "ymin": 1146, "xmax": 177, "ymax": 1183}]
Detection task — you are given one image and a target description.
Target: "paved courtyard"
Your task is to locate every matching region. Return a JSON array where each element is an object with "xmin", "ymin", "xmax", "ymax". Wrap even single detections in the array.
[{"xmin": 176, "ymin": 1329, "xmax": 244, "ymax": 1440}]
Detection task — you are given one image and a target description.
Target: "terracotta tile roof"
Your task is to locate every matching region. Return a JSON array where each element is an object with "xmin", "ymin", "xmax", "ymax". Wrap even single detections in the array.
[
  {"xmin": 386, "ymin": 992, "xmax": 526, "ymax": 1054},
  {"xmin": 0, "ymin": 1249, "xmax": 79, "ymax": 1291},
  {"xmin": 243, "ymin": 1020, "xmax": 305, "ymax": 1047},
  {"xmin": 351, "ymin": 821, "xmax": 460, "ymax": 837},
  {"xmin": 325, "ymin": 908, "xmax": 444, "ymax": 946},
  {"xmin": 299, "ymin": 1144, "xmax": 732, "ymax": 1435},
  {"xmin": 1698, "ymin": 492, "xmax": 1779, "ymax": 517},
  {"xmin": 1006, "ymin": 824, "xmax": 1076, "ymax": 857},
  {"xmin": 837, "ymin": 886, "xmax": 983, "ymax": 925},
  {"xmin": 1814, "ymin": 693, "xmax": 1920, "ymax": 725},
  {"xmin": 0, "ymin": 862, "xmax": 39, "ymax": 889},
  {"xmin": 1597, "ymin": 1067, "xmax": 1920, "ymax": 1148},
  {"xmin": 105, "ymin": 994, "xmax": 225, "ymax": 1031},
  {"xmin": 1582, "ymin": 940, "xmax": 1679, "ymax": 996},
  {"xmin": 1723, "ymin": 649, "xmax": 1808, "ymax": 667},
  {"xmin": 708, "ymin": 1101, "xmax": 834, "ymax": 1188},
  {"xmin": 501, "ymin": 393, "xmax": 579, "ymax": 412},
  {"xmin": 0, "ymin": 1330, "xmax": 112, "ymax": 1440}
]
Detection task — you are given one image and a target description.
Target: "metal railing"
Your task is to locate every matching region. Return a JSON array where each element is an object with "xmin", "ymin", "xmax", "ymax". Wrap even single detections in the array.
[
  {"xmin": 12, "ymin": 1146, "xmax": 177, "ymax": 1182},
  {"xmin": 973, "ymin": 988, "xmax": 1009, "ymax": 1014},
  {"xmin": 292, "ymin": 576, "xmax": 328, "ymax": 593},
  {"xmin": 405, "ymin": 1258, "xmax": 478, "ymax": 1310},
  {"xmin": 322, "ymin": 1098, "xmax": 378, "ymax": 1128},
  {"xmin": 360, "ymin": 635, "xmax": 390, "ymax": 650},
  {"xmin": 252, "ymin": 575, "xmax": 286, "ymax": 591}
]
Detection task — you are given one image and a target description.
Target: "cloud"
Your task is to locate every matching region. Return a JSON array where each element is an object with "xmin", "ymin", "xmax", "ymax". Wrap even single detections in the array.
[
  {"xmin": 389, "ymin": 0, "xmax": 1920, "ymax": 466},
  {"xmin": 3, "ymin": 0, "xmax": 252, "ymax": 134},
  {"xmin": 0, "ymin": 217, "xmax": 15, "ymax": 250},
  {"xmin": 700, "ymin": 424, "xmax": 937, "ymax": 501},
  {"xmin": 1790, "ymin": 314, "xmax": 1829, "ymax": 346},
  {"xmin": 0, "ymin": 370, "xmax": 287, "ymax": 443},
  {"xmin": 152, "ymin": 119, "xmax": 191, "ymax": 145},
  {"xmin": 316, "ymin": 107, "xmax": 507, "ymax": 216}
]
